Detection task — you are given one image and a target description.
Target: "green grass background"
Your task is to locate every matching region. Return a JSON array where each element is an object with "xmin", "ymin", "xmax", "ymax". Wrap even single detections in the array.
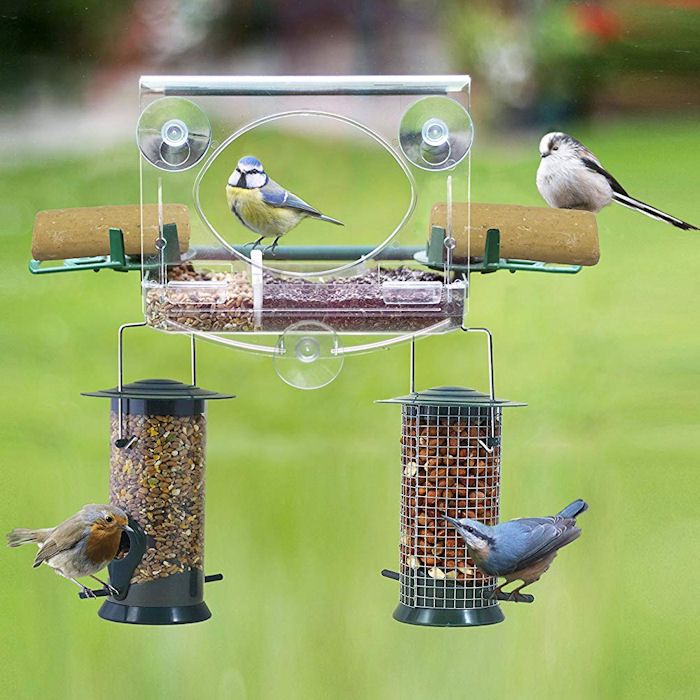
[{"xmin": 1, "ymin": 118, "xmax": 698, "ymax": 699}]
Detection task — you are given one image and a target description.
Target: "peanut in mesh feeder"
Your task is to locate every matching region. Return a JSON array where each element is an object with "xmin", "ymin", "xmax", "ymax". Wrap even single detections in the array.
[{"xmin": 378, "ymin": 329, "xmax": 527, "ymax": 627}]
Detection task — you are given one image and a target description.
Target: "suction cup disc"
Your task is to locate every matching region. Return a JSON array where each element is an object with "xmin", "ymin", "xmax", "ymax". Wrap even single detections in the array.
[
  {"xmin": 137, "ymin": 97, "xmax": 211, "ymax": 172},
  {"xmin": 399, "ymin": 97, "xmax": 473, "ymax": 171},
  {"xmin": 273, "ymin": 321, "xmax": 344, "ymax": 390}
]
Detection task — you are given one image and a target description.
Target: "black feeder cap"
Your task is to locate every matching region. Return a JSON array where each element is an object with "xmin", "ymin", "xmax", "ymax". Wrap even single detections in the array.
[
  {"xmin": 377, "ymin": 385, "xmax": 525, "ymax": 407},
  {"xmin": 377, "ymin": 385, "xmax": 525, "ymax": 418},
  {"xmin": 83, "ymin": 378, "xmax": 234, "ymax": 415}
]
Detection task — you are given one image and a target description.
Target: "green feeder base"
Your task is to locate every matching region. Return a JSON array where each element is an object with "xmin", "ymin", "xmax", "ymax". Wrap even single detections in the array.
[
  {"xmin": 392, "ymin": 603, "xmax": 504, "ymax": 627},
  {"xmin": 98, "ymin": 600, "xmax": 212, "ymax": 625}
]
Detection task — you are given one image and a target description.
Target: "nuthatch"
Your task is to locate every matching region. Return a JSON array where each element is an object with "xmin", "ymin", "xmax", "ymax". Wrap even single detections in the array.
[
  {"xmin": 226, "ymin": 155, "xmax": 344, "ymax": 252},
  {"xmin": 443, "ymin": 499, "xmax": 588, "ymax": 600},
  {"xmin": 7, "ymin": 504, "xmax": 132, "ymax": 597},
  {"xmin": 537, "ymin": 132, "xmax": 697, "ymax": 230}
]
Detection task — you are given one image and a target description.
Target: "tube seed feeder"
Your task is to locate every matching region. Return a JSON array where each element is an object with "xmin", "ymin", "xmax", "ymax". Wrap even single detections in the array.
[{"xmin": 83, "ymin": 371, "xmax": 232, "ymax": 625}]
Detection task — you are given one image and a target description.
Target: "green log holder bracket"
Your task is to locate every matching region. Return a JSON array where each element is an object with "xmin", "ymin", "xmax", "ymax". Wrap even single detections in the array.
[
  {"xmin": 414, "ymin": 226, "xmax": 583, "ymax": 275},
  {"xmin": 28, "ymin": 223, "xmax": 582, "ymax": 276},
  {"xmin": 28, "ymin": 223, "xmax": 182, "ymax": 275}
]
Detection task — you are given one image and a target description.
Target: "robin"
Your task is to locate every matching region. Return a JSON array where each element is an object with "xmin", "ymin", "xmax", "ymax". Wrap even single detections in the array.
[{"xmin": 7, "ymin": 504, "xmax": 132, "ymax": 597}]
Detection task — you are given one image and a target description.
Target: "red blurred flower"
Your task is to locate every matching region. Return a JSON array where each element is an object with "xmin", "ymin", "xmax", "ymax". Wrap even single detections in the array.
[{"xmin": 571, "ymin": 3, "xmax": 622, "ymax": 42}]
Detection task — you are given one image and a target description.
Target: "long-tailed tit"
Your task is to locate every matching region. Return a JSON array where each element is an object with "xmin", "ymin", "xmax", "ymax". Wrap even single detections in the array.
[{"xmin": 536, "ymin": 132, "xmax": 697, "ymax": 230}]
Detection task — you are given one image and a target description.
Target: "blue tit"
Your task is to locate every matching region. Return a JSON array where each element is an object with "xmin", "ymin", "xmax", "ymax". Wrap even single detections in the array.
[
  {"xmin": 443, "ymin": 499, "xmax": 588, "ymax": 600},
  {"xmin": 225, "ymin": 156, "xmax": 344, "ymax": 252}
]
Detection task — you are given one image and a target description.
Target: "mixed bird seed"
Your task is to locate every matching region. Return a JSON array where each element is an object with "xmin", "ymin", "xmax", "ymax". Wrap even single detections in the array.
[
  {"xmin": 145, "ymin": 266, "xmax": 255, "ymax": 332},
  {"xmin": 400, "ymin": 412, "xmax": 501, "ymax": 585},
  {"xmin": 109, "ymin": 411, "xmax": 206, "ymax": 584},
  {"xmin": 144, "ymin": 263, "xmax": 464, "ymax": 333}
]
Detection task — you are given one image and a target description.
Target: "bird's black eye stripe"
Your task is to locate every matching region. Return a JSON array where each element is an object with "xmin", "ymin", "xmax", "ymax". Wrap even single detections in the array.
[{"xmin": 243, "ymin": 168, "xmax": 263, "ymax": 175}]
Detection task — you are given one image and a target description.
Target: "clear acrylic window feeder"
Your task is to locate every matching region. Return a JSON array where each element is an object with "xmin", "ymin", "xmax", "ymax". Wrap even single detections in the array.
[{"xmin": 137, "ymin": 75, "xmax": 473, "ymax": 383}]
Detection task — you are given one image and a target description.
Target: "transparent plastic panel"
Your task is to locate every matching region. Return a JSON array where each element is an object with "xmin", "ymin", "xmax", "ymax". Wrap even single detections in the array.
[{"xmin": 138, "ymin": 76, "xmax": 471, "ymax": 350}]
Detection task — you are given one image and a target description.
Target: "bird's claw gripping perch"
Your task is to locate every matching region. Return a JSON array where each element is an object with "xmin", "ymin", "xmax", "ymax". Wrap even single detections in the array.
[
  {"xmin": 263, "ymin": 237, "xmax": 282, "ymax": 256},
  {"xmin": 246, "ymin": 236, "xmax": 265, "ymax": 250},
  {"xmin": 487, "ymin": 586, "xmax": 534, "ymax": 604},
  {"xmin": 77, "ymin": 585, "xmax": 119, "ymax": 600}
]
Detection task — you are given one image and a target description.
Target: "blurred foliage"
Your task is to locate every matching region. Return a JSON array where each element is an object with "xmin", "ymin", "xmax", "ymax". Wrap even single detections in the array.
[
  {"xmin": 1, "ymin": 0, "xmax": 697, "ymax": 119},
  {"xmin": 608, "ymin": 0, "xmax": 700, "ymax": 75},
  {"xmin": 447, "ymin": 0, "xmax": 700, "ymax": 124},
  {"xmin": 0, "ymin": 1, "xmax": 134, "ymax": 102}
]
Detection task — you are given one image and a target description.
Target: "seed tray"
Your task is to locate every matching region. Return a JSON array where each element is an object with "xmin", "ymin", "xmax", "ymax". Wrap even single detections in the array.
[{"xmin": 144, "ymin": 264, "xmax": 465, "ymax": 334}]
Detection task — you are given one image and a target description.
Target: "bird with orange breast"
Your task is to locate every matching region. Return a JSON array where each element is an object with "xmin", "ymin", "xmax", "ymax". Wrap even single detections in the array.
[{"xmin": 7, "ymin": 504, "xmax": 132, "ymax": 597}]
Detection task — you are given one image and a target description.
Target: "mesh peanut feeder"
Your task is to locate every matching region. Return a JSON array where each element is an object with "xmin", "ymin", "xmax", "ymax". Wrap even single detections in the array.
[{"xmin": 379, "ymin": 333, "xmax": 524, "ymax": 626}]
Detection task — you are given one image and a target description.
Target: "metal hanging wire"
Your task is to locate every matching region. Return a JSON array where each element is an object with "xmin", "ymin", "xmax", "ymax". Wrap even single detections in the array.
[
  {"xmin": 115, "ymin": 322, "xmax": 198, "ymax": 447},
  {"xmin": 408, "ymin": 325, "xmax": 496, "ymax": 451}
]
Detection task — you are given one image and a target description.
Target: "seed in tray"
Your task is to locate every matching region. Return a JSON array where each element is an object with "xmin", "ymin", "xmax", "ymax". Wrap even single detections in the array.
[{"xmin": 145, "ymin": 264, "xmax": 463, "ymax": 333}]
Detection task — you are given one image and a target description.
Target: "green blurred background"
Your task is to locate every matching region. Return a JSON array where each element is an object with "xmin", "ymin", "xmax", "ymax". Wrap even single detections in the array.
[{"xmin": 1, "ymin": 2, "xmax": 699, "ymax": 699}]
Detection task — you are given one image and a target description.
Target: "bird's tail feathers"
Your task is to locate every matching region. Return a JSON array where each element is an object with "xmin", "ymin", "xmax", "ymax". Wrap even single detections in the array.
[
  {"xmin": 612, "ymin": 193, "xmax": 698, "ymax": 231},
  {"xmin": 557, "ymin": 499, "xmax": 588, "ymax": 520},
  {"xmin": 6, "ymin": 528, "xmax": 41, "ymax": 547},
  {"xmin": 317, "ymin": 214, "xmax": 344, "ymax": 226}
]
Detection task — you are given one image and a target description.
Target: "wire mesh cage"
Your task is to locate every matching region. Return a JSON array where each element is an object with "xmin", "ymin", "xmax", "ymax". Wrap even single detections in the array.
[
  {"xmin": 380, "ymin": 384, "xmax": 524, "ymax": 627},
  {"xmin": 84, "ymin": 378, "xmax": 233, "ymax": 625}
]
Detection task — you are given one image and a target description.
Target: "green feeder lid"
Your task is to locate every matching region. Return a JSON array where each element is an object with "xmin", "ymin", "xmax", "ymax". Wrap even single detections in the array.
[
  {"xmin": 82, "ymin": 378, "xmax": 234, "ymax": 401},
  {"xmin": 376, "ymin": 386, "xmax": 525, "ymax": 408}
]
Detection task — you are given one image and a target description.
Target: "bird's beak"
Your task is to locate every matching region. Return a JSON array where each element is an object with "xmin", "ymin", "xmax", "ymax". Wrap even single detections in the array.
[
  {"xmin": 442, "ymin": 514, "xmax": 460, "ymax": 527},
  {"xmin": 124, "ymin": 525, "xmax": 134, "ymax": 534},
  {"xmin": 541, "ymin": 153, "xmax": 549, "ymax": 158}
]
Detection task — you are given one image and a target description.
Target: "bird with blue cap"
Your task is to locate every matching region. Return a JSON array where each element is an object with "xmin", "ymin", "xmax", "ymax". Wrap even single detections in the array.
[{"xmin": 226, "ymin": 155, "xmax": 344, "ymax": 253}]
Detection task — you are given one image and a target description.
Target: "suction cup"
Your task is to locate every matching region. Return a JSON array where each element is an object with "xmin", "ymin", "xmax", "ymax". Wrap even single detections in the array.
[
  {"xmin": 137, "ymin": 97, "xmax": 211, "ymax": 172},
  {"xmin": 273, "ymin": 321, "xmax": 344, "ymax": 390},
  {"xmin": 399, "ymin": 97, "xmax": 473, "ymax": 171}
]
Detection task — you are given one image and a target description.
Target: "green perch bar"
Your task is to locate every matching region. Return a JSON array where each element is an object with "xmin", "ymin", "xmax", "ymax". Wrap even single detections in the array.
[{"xmin": 28, "ymin": 225, "xmax": 582, "ymax": 275}]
